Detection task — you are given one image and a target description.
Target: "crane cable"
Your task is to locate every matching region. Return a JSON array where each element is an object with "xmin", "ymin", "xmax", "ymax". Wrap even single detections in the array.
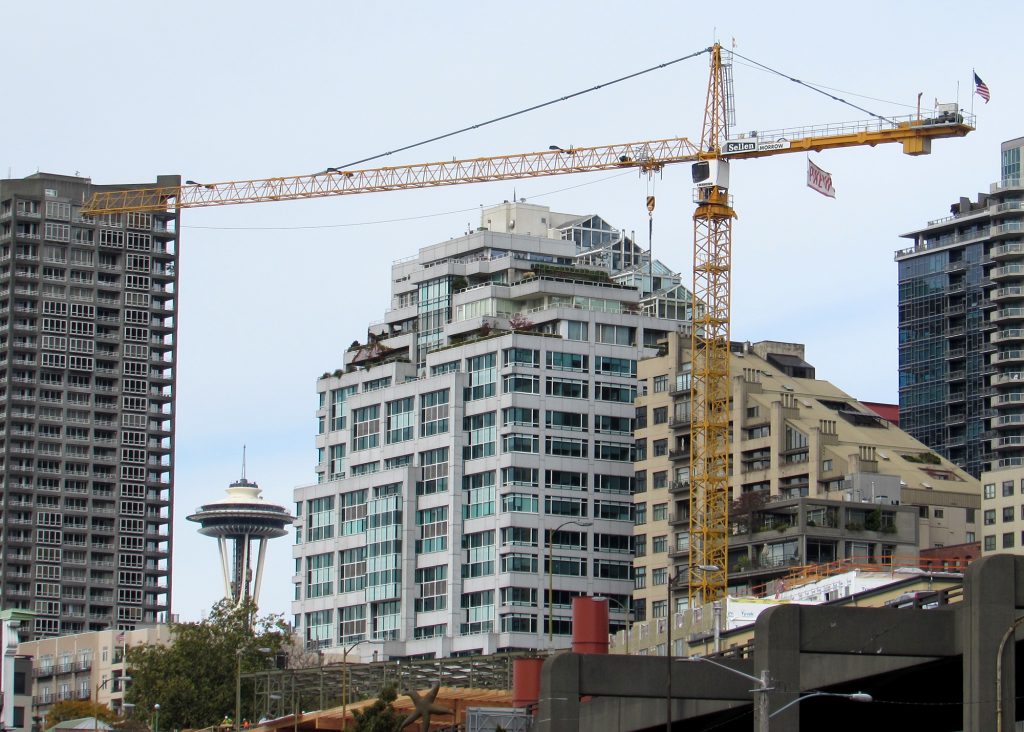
[
  {"xmin": 327, "ymin": 47, "xmax": 713, "ymax": 171},
  {"xmin": 729, "ymin": 50, "xmax": 894, "ymax": 125}
]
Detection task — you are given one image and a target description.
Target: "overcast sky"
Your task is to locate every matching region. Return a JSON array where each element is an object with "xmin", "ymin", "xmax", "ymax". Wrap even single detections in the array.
[{"xmin": 1, "ymin": 1, "xmax": 1017, "ymax": 623}]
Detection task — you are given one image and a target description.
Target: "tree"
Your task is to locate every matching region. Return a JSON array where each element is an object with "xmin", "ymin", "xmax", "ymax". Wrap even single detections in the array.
[
  {"xmin": 124, "ymin": 600, "xmax": 290, "ymax": 731},
  {"xmin": 45, "ymin": 701, "xmax": 115, "ymax": 729},
  {"xmin": 351, "ymin": 685, "xmax": 403, "ymax": 732}
]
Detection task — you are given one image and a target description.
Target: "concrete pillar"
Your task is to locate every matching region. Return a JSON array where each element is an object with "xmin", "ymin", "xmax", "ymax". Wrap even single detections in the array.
[
  {"xmin": 538, "ymin": 653, "xmax": 580, "ymax": 731},
  {"xmin": 753, "ymin": 604, "xmax": 803, "ymax": 730},
  {"xmin": 961, "ymin": 554, "xmax": 1020, "ymax": 731}
]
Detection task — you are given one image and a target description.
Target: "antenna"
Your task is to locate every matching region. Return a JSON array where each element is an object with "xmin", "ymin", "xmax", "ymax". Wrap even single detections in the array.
[{"xmin": 242, "ymin": 444, "xmax": 247, "ymax": 480}]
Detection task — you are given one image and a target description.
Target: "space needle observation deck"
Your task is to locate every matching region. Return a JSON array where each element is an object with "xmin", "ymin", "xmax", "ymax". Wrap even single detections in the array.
[{"xmin": 187, "ymin": 476, "xmax": 294, "ymax": 608}]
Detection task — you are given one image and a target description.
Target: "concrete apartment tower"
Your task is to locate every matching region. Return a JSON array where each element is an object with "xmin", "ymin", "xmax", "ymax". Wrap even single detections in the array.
[
  {"xmin": 188, "ymin": 474, "xmax": 294, "ymax": 607},
  {"xmin": 292, "ymin": 201, "xmax": 693, "ymax": 659},
  {"xmin": 896, "ymin": 136, "xmax": 1024, "ymax": 479},
  {"xmin": 632, "ymin": 334, "xmax": 980, "ymax": 635},
  {"xmin": 0, "ymin": 173, "xmax": 178, "ymax": 639}
]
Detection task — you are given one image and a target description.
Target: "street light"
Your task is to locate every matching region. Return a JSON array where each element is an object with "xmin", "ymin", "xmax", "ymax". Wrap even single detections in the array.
[
  {"xmin": 236, "ymin": 647, "xmax": 272, "ymax": 732},
  {"xmin": 682, "ymin": 656, "xmax": 771, "ymax": 732},
  {"xmin": 94, "ymin": 675, "xmax": 131, "ymax": 732},
  {"xmin": 153, "ymin": 704, "xmax": 160, "ymax": 732},
  {"xmin": 596, "ymin": 596, "xmax": 633, "ymax": 654},
  {"xmin": 341, "ymin": 639, "xmax": 384, "ymax": 730},
  {"xmin": 768, "ymin": 690, "xmax": 872, "ymax": 719},
  {"xmin": 996, "ymin": 614, "xmax": 1024, "ymax": 731},
  {"xmin": 547, "ymin": 519, "xmax": 593, "ymax": 643}
]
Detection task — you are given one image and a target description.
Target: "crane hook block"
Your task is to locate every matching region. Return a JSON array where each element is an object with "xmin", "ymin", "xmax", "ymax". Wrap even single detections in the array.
[{"xmin": 646, "ymin": 195, "xmax": 656, "ymax": 213}]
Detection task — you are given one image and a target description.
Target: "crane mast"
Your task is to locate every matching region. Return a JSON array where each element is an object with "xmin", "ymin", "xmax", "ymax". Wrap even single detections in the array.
[{"xmin": 688, "ymin": 43, "xmax": 734, "ymax": 607}]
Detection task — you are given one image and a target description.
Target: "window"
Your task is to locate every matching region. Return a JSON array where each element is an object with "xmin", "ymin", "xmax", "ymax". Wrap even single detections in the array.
[
  {"xmin": 984, "ymin": 483, "xmax": 996, "ymax": 500},
  {"xmin": 547, "ymin": 377, "xmax": 588, "ymax": 399},
  {"xmin": 1004, "ymin": 481, "xmax": 1016, "ymax": 498},
  {"xmin": 502, "ymin": 466, "xmax": 538, "ymax": 487},
  {"xmin": 463, "ymin": 471, "xmax": 495, "ymax": 519},
  {"xmin": 416, "ymin": 507, "xmax": 448, "ymax": 554},
  {"xmin": 351, "ymin": 405, "xmax": 380, "ymax": 451},
  {"xmin": 420, "ymin": 389, "xmax": 449, "ymax": 436},
  {"xmin": 503, "ymin": 373, "xmax": 539, "ymax": 394},
  {"xmin": 652, "ymin": 535, "xmax": 668, "ymax": 553},
  {"xmin": 652, "ymin": 568, "xmax": 667, "ymax": 586},
  {"xmin": 595, "ymin": 382, "xmax": 636, "ymax": 403},
  {"xmin": 463, "ymin": 412, "xmax": 496, "ymax": 459},
  {"xmin": 414, "ymin": 565, "xmax": 447, "ymax": 613},
  {"xmin": 1004, "ymin": 507, "xmax": 1015, "ymax": 523},
  {"xmin": 503, "ymin": 347, "xmax": 539, "ymax": 367},
  {"xmin": 595, "ymin": 356, "xmax": 636, "ymax": 377},
  {"xmin": 306, "ymin": 553, "xmax": 333, "ymax": 598},
  {"xmin": 566, "ymin": 321, "xmax": 588, "ymax": 341},
  {"xmin": 544, "ymin": 496, "xmax": 585, "ymax": 517},
  {"xmin": 339, "ymin": 547, "xmax": 367, "ymax": 593},
  {"xmin": 502, "ymin": 433, "xmax": 539, "ymax": 454},
  {"xmin": 595, "ymin": 323, "xmax": 634, "ymax": 345},
  {"xmin": 501, "ymin": 553, "xmax": 538, "ymax": 574},
  {"xmin": 653, "ymin": 375, "xmax": 668, "ymax": 392},
  {"xmin": 462, "ymin": 530, "xmax": 495, "ymax": 578},
  {"xmin": 386, "ymin": 397, "xmax": 414, "ymax": 443},
  {"xmin": 1004, "ymin": 532, "xmax": 1015, "ymax": 549},
  {"xmin": 635, "ymin": 503, "xmax": 647, "ymax": 525},
  {"xmin": 547, "ymin": 351, "xmax": 588, "ymax": 372},
  {"xmin": 502, "ymin": 406, "xmax": 538, "ymax": 427},
  {"xmin": 596, "ymin": 415, "xmax": 632, "ymax": 435},
  {"xmin": 594, "ymin": 500, "xmax": 632, "ymax": 521},
  {"xmin": 546, "ymin": 470, "xmax": 586, "ymax": 491},
  {"xmin": 503, "ymin": 493, "xmax": 539, "ymax": 513},
  {"xmin": 652, "ymin": 503, "xmax": 668, "ymax": 521},
  {"xmin": 545, "ymin": 435, "xmax": 588, "ymax": 458},
  {"xmin": 417, "ymin": 448, "xmax": 449, "ymax": 495},
  {"xmin": 653, "ymin": 439, "xmax": 668, "ymax": 457},
  {"xmin": 306, "ymin": 497, "xmax": 335, "ymax": 542},
  {"xmin": 594, "ymin": 559, "xmax": 632, "ymax": 579},
  {"xmin": 595, "ymin": 441, "xmax": 633, "ymax": 462},
  {"xmin": 465, "ymin": 353, "xmax": 496, "ymax": 400},
  {"xmin": 634, "ymin": 567, "xmax": 647, "ymax": 589},
  {"xmin": 984, "ymin": 509, "xmax": 996, "ymax": 526},
  {"xmin": 546, "ymin": 410, "xmax": 588, "ymax": 432}
]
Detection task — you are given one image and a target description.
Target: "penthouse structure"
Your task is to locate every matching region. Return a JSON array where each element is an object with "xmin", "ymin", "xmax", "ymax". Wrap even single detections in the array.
[
  {"xmin": 292, "ymin": 202, "xmax": 692, "ymax": 658},
  {"xmin": 0, "ymin": 173, "xmax": 177, "ymax": 639}
]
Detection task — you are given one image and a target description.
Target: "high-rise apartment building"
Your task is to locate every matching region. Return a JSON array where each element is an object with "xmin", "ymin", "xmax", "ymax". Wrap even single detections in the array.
[
  {"xmin": 896, "ymin": 136, "xmax": 1024, "ymax": 478},
  {"xmin": 0, "ymin": 173, "xmax": 177, "ymax": 639},
  {"xmin": 292, "ymin": 202, "xmax": 692, "ymax": 658},
  {"xmin": 633, "ymin": 334, "xmax": 979, "ymax": 623}
]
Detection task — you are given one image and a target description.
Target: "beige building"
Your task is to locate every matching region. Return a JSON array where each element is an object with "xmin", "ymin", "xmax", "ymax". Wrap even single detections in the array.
[
  {"xmin": 631, "ymin": 336, "xmax": 980, "ymax": 636},
  {"xmin": 17, "ymin": 625, "xmax": 171, "ymax": 716},
  {"xmin": 980, "ymin": 467, "xmax": 1024, "ymax": 555}
]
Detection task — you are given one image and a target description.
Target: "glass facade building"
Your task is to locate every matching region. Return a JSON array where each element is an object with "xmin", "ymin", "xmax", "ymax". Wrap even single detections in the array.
[{"xmin": 897, "ymin": 136, "xmax": 1024, "ymax": 478}]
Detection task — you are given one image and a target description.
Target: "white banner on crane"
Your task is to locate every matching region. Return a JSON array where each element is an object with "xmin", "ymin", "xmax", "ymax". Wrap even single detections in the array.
[{"xmin": 807, "ymin": 158, "xmax": 836, "ymax": 198}]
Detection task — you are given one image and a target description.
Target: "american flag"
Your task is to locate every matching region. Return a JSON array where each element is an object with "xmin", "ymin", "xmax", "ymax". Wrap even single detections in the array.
[{"xmin": 975, "ymin": 72, "xmax": 991, "ymax": 104}]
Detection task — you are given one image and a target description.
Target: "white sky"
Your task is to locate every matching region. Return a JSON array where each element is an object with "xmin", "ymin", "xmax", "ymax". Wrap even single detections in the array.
[{"xmin": 1, "ymin": 1, "xmax": 1017, "ymax": 623}]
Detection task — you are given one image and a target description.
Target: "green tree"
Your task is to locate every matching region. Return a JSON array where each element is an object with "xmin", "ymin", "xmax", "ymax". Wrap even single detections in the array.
[
  {"xmin": 125, "ymin": 600, "xmax": 290, "ymax": 730},
  {"xmin": 351, "ymin": 685, "xmax": 402, "ymax": 732},
  {"xmin": 45, "ymin": 700, "xmax": 115, "ymax": 729}
]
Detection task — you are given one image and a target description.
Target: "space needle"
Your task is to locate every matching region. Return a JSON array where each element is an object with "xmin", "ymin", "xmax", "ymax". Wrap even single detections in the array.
[{"xmin": 187, "ymin": 470, "xmax": 293, "ymax": 608}]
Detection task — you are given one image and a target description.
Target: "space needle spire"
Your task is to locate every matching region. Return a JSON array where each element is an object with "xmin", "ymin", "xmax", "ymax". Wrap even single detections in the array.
[{"xmin": 187, "ymin": 462, "xmax": 293, "ymax": 608}]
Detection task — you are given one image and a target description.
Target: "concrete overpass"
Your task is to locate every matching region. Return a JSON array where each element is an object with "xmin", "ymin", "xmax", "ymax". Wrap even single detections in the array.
[{"xmin": 538, "ymin": 554, "xmax": 1024, "ymax": 730}]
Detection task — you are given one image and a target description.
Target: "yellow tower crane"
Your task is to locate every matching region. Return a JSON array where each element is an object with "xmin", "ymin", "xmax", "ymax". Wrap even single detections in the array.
[{"xmin": 84, "ymin": 43, "xmax": 973, "ymax": 608}]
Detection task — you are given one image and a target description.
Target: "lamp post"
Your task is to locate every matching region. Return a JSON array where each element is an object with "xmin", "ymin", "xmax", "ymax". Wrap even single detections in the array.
[
  {"xmin": 683, "ymin": 656, "xmax": 771, "ymax": 732},
  {"xmin": 153, "ymin": 704, "xmax": 160, "ymax": 732},
  {"xmin": 94, "ymin": 675, "xmax": 131, "ymax": 732},
  {"xmin": 768, "ymin": 690, "xmax": 872, "ymax": 720},
  {"xmin": 598, "ymin": 596, "xmax": 633, "ymax": 654},
  {"xmin": 341, "ymin": 639, "xmax": 384, "ymax": 730},
  {"xmin": 996, "ymin": 614, "xmax": 1024, "ymax": 731},
  {"xmin": 547, "ymin": 519, "xmax": 592, "ymax": 643},
  {"xmin": 236, "ymin": 647, "xmax": 272, "ymax": 732}
]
